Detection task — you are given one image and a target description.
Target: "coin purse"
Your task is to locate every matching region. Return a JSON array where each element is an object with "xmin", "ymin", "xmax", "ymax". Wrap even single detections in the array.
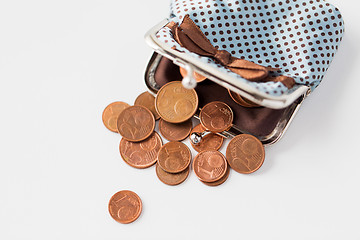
[{"xmin": 144, "ymin": 0, "xmax": 344, "ymax": 145}]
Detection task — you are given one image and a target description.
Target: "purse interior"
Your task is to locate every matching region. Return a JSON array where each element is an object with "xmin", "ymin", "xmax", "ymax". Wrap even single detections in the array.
[{"xmin": 145, "ymin": 53, "xmax": 303, "ymax": 143}]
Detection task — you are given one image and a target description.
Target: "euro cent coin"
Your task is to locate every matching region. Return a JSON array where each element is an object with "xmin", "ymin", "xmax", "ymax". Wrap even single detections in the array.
[
  {"xmin": 193, "ymin": 150, "xmax": 227, "ymax": 183},
  {"xmin": 201, "ymin": 164, "xmax": 230, "ymax": 187},
  {"xmin": 157, "ymin": 141, "xmax": 191, "ymax": 173},
  {"xmin": 226, "ymin": 134, "xmax": 265, "ymax": 174},
  {"xmin": 102, "ymin": 101, "xmax": 130, "ymax": 132},
  {"xmin": 155, "ymin": 163, "xmax": 189, "ymax": 186},
  {"xmin": 117, "ymin": 105, "xmax": 155, "ymax": 142},
  {"xmin": 155, "ymin": 81, "xmax": 198, "ymax": 123},
  {"xmin": 108, "ymin": 190, "xmax": 142, "ymax": 224},
  {"xmin": 199, "ymin": 101, "xmax": 233, "ymax": 133},
  {"xmin": 159, "ymin": 118, "xmax": 192, "ymax": 142},
  {"xmin": 119, "ymin": 132, "xmax": 162, "ymax": 169},
  {"xmin": 134, "ymin": 91, "xmax": 160, "ymax": 120}
]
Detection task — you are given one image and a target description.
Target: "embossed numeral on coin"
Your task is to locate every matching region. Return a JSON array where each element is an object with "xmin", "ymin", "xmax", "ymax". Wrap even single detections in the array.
[
  {"xmin": 226, "ymin": 134, "xmax": 265, "ymax": 174},
  {"xmin": 108, "ymin": 190, "xmax": 142, "ymax": 224},
  {"xmin": 199, "ymin": 101, "xmax": 233, "ymax": 133},
  {"xmin": 158, "ymin": 142, "xmax": 191, "ymax": 173},
  {"xmin": 155, "ymin": 81, "xmax": 198, "ymax": 123}
]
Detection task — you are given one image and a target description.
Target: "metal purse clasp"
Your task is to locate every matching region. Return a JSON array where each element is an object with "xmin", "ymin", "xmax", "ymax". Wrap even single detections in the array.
[{"xmin": 173, "ymin": 59, "xmax": 197, "ymax": 89}]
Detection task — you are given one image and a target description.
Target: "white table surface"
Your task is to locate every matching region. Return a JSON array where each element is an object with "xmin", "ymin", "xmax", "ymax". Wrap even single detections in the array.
[{"xmin": 0, "ymin": 0, "xmax": 359, "ymax": 239}]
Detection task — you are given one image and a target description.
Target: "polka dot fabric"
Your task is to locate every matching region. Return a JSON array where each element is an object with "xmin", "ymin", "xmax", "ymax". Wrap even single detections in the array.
[{"xmin": 156, "ymin": 0, "xmax": 344, "ymax": 96}]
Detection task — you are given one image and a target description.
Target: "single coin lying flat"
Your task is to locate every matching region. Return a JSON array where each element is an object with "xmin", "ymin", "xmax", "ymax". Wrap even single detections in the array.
[{"xmin": 108, "ymin": 190, "xmax": 142, "ymax": 224}]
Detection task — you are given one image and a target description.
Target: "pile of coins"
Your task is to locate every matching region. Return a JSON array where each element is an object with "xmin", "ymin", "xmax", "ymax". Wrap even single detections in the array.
[{"xmin": 103, "ymin": 80, "xmax": 266, "ymax": 223}]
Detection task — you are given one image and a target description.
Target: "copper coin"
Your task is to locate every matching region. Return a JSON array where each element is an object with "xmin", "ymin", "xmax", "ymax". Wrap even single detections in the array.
[
  {"xmin": 190, "ymin": 124, "xmax": 224, "ymax": 152},
  {"xmin": 199, "ymin": 101, "xmax": 233, "ymax": 133},
  {"xmin": 193, "ymin": 150, "xmax": 227, "ymax": 183},
  {"xmin": 134, "ymin": 91, "xmax": 160, "ymax": 120},
  {"xmin": 155, "ymin": 81, "xmax": 198, "ymax": 123},
  {"xmin": 155, "ymin": 163, "xmax": 189, "ymax": 186},
  {"xmin": 117, "ymin": 105, "xmax": 155, "ymax": 142},
  {"xmin": 157, "ymin": 141, "xmax": 191, "ymax": 173},
  {"xmin": 201, "ymin": 164, "xmax": 230, "ymax": 187},
  {"xmin": 102, "ymin": 101, "xmax": 130, "ymax": 132},
  {"xmin": 119, "ymin": 132, "xmax": 162, "ymax": 169},
  {"xmin": 242, "ymin": 96, "xmax": 260, "ymax": 107},
  {"xmin": 108, "ymin": 190, "xmax": 142, "ymax": 224},
  {"xmin": 179, "ymin": 67, "xmax": 207, "ymax": 83},
  {"xmin": 159, "ymin": 118, "xmax": 192, "ymax": 141},
  {"xmin": 226, "ymin": 134, "xmax": 265, "ymax": 174},
  {"xmin": 228, "ymin": 90, "xmax": 260, "ymax": 108}
]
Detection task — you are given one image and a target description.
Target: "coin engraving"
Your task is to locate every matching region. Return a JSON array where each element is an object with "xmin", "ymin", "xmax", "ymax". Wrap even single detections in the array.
[
  {"xmin": 102, "ymin": 102, "xmax": 130, "ymax": 132},
  {"xmin": 157, "ymin": 141, "xmax": 191, "ymax": 173},
  {"xmin": 108, "ymin": 190, "xmax": 142, "ymax": 224},
  {"xmin": 155, "ymin": 81, "xmax": 198, "ymax": 123},
  {"xmin": 117, "ymin": 105, "xmax": 155, "ymax": 142},
  {"xmin": 193, "ymin": 150, "xmax": 227, "ymax": 183},
  {"xmin": 134, "ymin": 91, "xmax": 160, "ymax": 120},
  {"xmin": 201, "ymin": 164, "xmax": 230, "ymax": 187},
  {"xmin": 226, "ymin": 134, "xmax": 265, "ymax": 174},
  {"xmin": 159, "ymin": 118, "xmax": 192, "ymax": 142},
  {"xmin": 199, "ymin": 101, "xmax": 233, "ymax": 133},
  {"xmin": 155, "ymin": 163, "xmax": 189, "ymax": 186},
  {"xmin": 120, "ymin": 132, "xmax": 162, "ymax": 169}
]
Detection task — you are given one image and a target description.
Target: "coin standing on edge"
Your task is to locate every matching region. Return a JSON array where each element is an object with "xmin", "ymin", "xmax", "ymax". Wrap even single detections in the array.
[
  {"xmin": 134, "ymin": 91, "xmax": 160, "ymax": 120},
  {"xmin": 193, "ymin": 150, "xmax": 228, "ymax": 183},
  {"xmin": 190, "ymin": 124, "xmax": 224, "ymax": 152},
  {"xmin": 159, "ymin": 118, "xmax": 193, "ymax": 142},
  {"xmin": 102, "ymin": 101, "xmax": 130, "ymax": 132},
  {"xmin": 157, "ymin": 141, "xmax": 192, "ymax": 173},
  {"xmin": 155, "ymin": 81, "xmax": 198, "ymax": 123},
  {"xmin": 179, "ymin": 67, "xmax": 207, "ymax": 83},
  {"xmin": 155, "ymin": 163, "xmax": 189, "ymax": 186},
  {"xmin": 108, "ymin": 190, "xmax": 142, "ymax": 224},
  {"xmin": 117, "ymin": 105, "xmax": 155, "ymax": 142},
  {"xmin": 199, "ymin": 101, "xmax": 233, "ymax": 133},
  {"xmin": 120, "ymin": 132, "xmax": 162, "ymax": 169},
  {"xmin": 226, "ymin": 134, "xmax": 265, "ymax": 174}
]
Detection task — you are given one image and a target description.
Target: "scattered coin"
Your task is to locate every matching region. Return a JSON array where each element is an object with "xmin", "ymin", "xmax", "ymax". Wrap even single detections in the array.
[
  {"xmin": 102, "ymin": 101, "xmax": 130, "ymax": 133},
  {"xmin": 134, "ymin": 91, "xmax": 160, "ymax": 120},
  {"xmin": 117, "ymin": 105, "xmax": 155, "ymax": 142},
  {"xmin": 155, "ymin": 163, "xmax": 189, "ymax": 186},
  {"xmin": 157, "ymin": 141, "xmax": 192, "ymax": 173},
  {"xmin": 201, "ymin": 164, "xmax": 230, "ymax": 187},
  {"xmin": 228, "ymin": 90, "xmax": 260, "ymax": 108},
  {"xmin": 226, "ymin": 134, "xmax": 265, "ymax": 174},
  {"xmin": 159, "ymin": 118, "xmax": 193, "ymax": 142},
  {"xmin": 190, "ymin": 124, "xmax": 224, "ymax": 152},
  {"xmin": 179, "ymin": 66, "xmax": 207, "ymax": 83},
  {"xmin": 119, "ymin": 132, "xmax": 162, "ymax": 169},
  {"xmin": 103, "ymin": 80, "xmax": 269, "ymax": 223},
  {"xmin": 108, "ymin": 190, "xmax": 142, "ymax": 224},
  {"xmin": 155, "ymin": 81, "xmax": 198, "ymax": 123},
  {"xmin": 199, "ymin": 101, "xmax": 233, "ymax": 133},
  {"xmin": 193, "ymin": 150, "xmax": 227, "ymax": 183}
]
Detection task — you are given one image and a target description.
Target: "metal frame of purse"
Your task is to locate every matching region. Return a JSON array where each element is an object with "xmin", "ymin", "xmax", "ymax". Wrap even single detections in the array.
[
  {"xmin": 143, "ymin": 0, "xmax": 344, "ymax": 145},
  {"xmin": 144, "ymin": 50, "xmax": 304, "ymax": 145}
]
